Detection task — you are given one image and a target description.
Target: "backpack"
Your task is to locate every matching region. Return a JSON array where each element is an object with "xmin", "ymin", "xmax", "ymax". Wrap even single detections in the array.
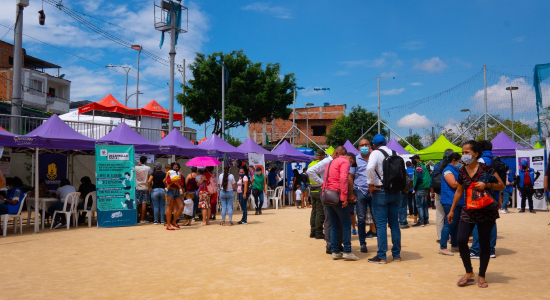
[
  {"xmin": 431, "ymin": 162, "xmax": 443, "ymax": 194},
  {"xmin": 491, "ymin": 157, "xmax": 508, "ymax": 185},
  {"xmin": 374, "ymin": 149, "xmax": 407, "ymax": 192}
]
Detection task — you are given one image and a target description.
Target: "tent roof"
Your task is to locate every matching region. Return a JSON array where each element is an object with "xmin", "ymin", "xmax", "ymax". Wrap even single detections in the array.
[
  {"xmin": 534, "ymin": 142, "xmax": 543, "ymax": 149},
  {"xmin": 197, "ymin": 134, "xmax": 246, "ymax": 159},
  {"xmin": 15, "ymin": 114, "xmax": 96, "ymax": 151},
  {"xmin": 386, "ymin": 138, "xmax": 409, "ymax": 155},
  {"xmin": 78, "ymin": 94, "xmax": 139, "ymax": 118},
  {"xmin": 271, "ymin": 141, "xmax": 311, "ymax": 162},
  {"xmin": 237, "ymin": 138, "xmax": 278, "ymax": 161},
  {"xmin": 404, "ymin": 144, "xmax": 416, "ymax": 153},
  {"xmin": 0, "ymin": 126, "xmax": 18, "ymax": 147},
  {"xmin": 343, "ymin": 140, "xmax": 359, "ymax": 155},
  {"xmin": 414, "ymin": 135, "xmax": 462, "ymax": 160},
  {"xmin": 140, "ymin": 100, "xmax": 182, "ymax": 121},
  {"xmin": 98, "ymin": 122, "xmax": 160, "ymax": 153},
  {"xmin": 491, "ymin": 131, "xmax": 532, "ymax": 156},
  {"xmin": 157, "ymin": 128, "xmax": 207, "ymax": 157}
]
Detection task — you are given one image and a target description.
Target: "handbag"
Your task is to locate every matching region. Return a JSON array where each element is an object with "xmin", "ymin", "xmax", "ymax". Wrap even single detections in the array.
[
  {"xmin": 321, "ymin": 161, "xmax": 340, "ymax": 207},
  {"xmin": 465, "ymin": 182, "xmax": 497, "ymax": 210}
]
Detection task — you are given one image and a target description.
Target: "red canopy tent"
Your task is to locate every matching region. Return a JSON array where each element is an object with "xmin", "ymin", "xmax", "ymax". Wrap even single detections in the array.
[
  {"xmin": 78, "ymin": 94, "xmax": 138, "ymax": 118},
  {"xmin": 139, "ymin": 100, "xmax": 182, "ymax": 121}
]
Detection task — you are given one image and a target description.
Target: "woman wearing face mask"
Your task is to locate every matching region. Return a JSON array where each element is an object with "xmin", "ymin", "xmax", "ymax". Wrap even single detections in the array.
[
  {"xmin": 448, "ymin": 141, "xmax": 504, "ymax": 288},
  {"xmin": 165, "ymin": 162, "xmax": 184, "ymax": 230},
  {"xmin": 0, "ymin": 177, "xmax": 25, "ymax": 216},
  {"xmin": 251, "ymin": 167, "xmax": 267, "ymax": 215},
  {"xmin": 438, "ymin": 152, "xmax": 463, "ymax": 256},
  {"xmin": 237, "ymin": 167, "xmax": 249, "ymax": 225}
]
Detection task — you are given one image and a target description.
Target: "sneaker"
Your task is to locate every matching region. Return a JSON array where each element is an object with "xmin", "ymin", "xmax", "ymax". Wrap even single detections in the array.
[
  {"xmin": 530, "ymin": 210, "xmax": 536, "ymax": 214},
  {"xmin": 424, "ymin": 221, "xmax": 430, "ymax": 226},
  {"xmin": 439, "ymin": 249, "xmax": 454, "ymax": 256},
  {"xmin": 332, "ymin": 252, "xmax": 344, "ymax": 260},
  {"xmin": 451, "ymin": 246, "xmax": 459, "ymax": 253},
  {"xmin": 237, "ymin": 221, "xmax": 248, "ymax": 225},
  {"xmin": 309, "ymin": 233, "xmax": 316, "ymax": 238},
  {"xmin": 412, "ymin": 222, "xmax": 424, "ymax": 227},
  {"xmin": 153, "ymin": 221, "xmax": 159, "ymax": 225},
  {"xmin": 519, "ymin": 209, "xmax": 525, "ymax": 213},
  {"xmin": 191, "ymin": 219, "xmax": 196, "ymax": 223},
  {"xmin": 315, "ymin": 234, "xmax": 325, "ymax": 240},
  {"xmin": 400, "ymin": 224, "xmax": 410, "ymax": 229},
  {"xmin": 490, "ymin": 251, "xmax": 496, "ymax": 258},
  {"xmin": 368, "ymin": 256, "xmax": 387, "ymax": 264},
  {"xmin": 352, "ymin": 229, "xmax": 357, "ymax": 235},
  {"xmin": 326, "ymin": 248, "xmax": 331, "ymax": 255},
  {"xmin": 365, "ymin": 231, "xmax": 377, "ymax": 239},
  {"xmin": 343, "ymin": 252, "xmax": 360, "ymax": 261},
  {"xmin": 499, "ymin": 209, "xmax": 507, "ymax": 214},
  {"xmin": 360, "ymin": 245, "xmax": 368, "ymax": 253},
  {"xmin": 470, "ymin": 252, "xmax": 480, "ymax": 259},
  {"xmin": 140, "ymin": 220, "xmax": 146, "ymax": 224},
  {"xmin": 53, "ymin": 222, "xmax": 63, "ymax": 229},
  {"xmin": 505, "ymin": 209, "xmax": 510, "ymax": 213},
  {"xmin": 393, "ymin": 257, "xmax": 402, "ymax": 262}
]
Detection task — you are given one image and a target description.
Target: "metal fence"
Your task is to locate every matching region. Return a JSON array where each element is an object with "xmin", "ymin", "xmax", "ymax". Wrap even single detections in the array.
[{"xmin": 0, "ymin": 114, "xmax": 197, "ymax": 142}]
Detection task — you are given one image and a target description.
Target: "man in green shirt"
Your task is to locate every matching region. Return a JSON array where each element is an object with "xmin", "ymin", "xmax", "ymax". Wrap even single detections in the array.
[
  {"xmin": 251, "ymin": 167, "xmax": 267, "ymax": 215},
  {"xmin": 411, "ymin": 154, "xmax": 431, "ymax": 227}
]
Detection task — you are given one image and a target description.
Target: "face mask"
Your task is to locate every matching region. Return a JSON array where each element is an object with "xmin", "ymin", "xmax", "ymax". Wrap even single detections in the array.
[
  {"xmin": 360, "ymin": 147, "xmax": 370, "ymax": 155},
  {"xmin": 239, "ymin": 174, "xmax": 245, "ymax": 178},
  {"xmin": 456, "ymin": 163, "xmax": 463, "ymax": 169},
  {"xmin": 462, "ymin": 155, "xmax": 474, "ymax": 164},
  {"xmin": 256, "ymin": 172, "xmax": 261, "ymax": 175}
]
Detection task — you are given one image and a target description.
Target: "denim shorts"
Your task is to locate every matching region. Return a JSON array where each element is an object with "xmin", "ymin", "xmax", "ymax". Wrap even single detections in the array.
[
  {"xmin": 136, "ymin": 189, "xmax": 149, "ymax": 204},
  {"xmin": 166, "ymin": 189, "xmax": 181, "ymax": 199}
]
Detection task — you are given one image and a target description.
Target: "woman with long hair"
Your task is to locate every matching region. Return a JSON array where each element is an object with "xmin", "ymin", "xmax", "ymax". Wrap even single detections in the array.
[
  {"xmin": 448, "ymin": 141, "xmax": 504, "ymax": 288},
  {"xmin": 196, "ymin": 168, "xmax": 210, "ymax": 225},
  {"xmin": 218, "ymin": 165, "xmax": 236, "ymax": 226},
  {"xmin": 206, "ymin": 166, "xmax": 218, "ymax": 221},
  {"xmin": 439, "ymin": 152, "xmax": 463, "ymax": 255},
  {"xmin": 165, "ymin": 162, "xmax": 184, "ymax": 230},
  {"xmin": 237, "ymin": 167, "xmax": 250, "ymax": 225},
  {"xmin": 186, "ymin": 167, "xmax": 199, "ymax": 221},
  {"xmin": 292, "ymin": 169, "xmax": 302, "ymax": 206}
]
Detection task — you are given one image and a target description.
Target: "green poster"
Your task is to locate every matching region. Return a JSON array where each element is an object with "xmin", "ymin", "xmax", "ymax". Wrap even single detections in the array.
[{"xmin": 95, "ymin": 145, "xmax": 137, "ymax": 227}]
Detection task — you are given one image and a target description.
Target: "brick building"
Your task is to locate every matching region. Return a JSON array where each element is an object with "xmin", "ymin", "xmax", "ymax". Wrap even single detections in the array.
[
  {"xmin": 0, "ymin": 41, "xmax": 71, "ymax": 114},
  {"xmin": 248, "ymin": 104, "xmax": 346, "ymax": 147}
]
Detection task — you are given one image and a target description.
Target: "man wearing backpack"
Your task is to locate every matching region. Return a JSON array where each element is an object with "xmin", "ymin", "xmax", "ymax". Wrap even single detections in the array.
[
  {"xmin": 431, "ymin": 149, "xmax": 454, "ymax": 242},
  {"xmin": 366, "ymin": 134, "xmax": 404, "ymax": 264},
  {"xmin": 411, "ymin": 154, "xmax": 431, "ymax": 227}
]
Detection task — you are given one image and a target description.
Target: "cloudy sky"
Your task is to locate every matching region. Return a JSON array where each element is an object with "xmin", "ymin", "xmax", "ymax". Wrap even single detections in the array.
[{"xmin": 1, "ymin": 0, "xmax": 549, "ymax": 141}]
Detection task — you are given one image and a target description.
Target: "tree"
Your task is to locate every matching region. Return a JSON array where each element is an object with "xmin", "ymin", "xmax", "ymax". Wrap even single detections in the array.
[
  {"xmin": 398, "ymin": 134, "xmax": 424, "ymax": 150},
  {"xmin": 225, "ymin": 135, "xmax": 242, "ymax": 147},
  {"xmin": 177, "ymin": 50, "xmax": 296, "ymax": 136},
  {"xmin": 325, "ymin": 105, "xmax": 387, "ymax": 146}
]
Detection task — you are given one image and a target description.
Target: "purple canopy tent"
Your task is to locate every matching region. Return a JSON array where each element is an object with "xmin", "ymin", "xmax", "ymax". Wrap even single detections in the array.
[
  {"xmin": 237, "ymin": 138, "xmax": 278, "ymax": 161},
  {"xmin": 12, "ymin": 114, "xmax": 98, "ymax": 234},
  {"xmin": 386, "ymin": 138, "xmax": 410, "ymax": 155},
  {"xmin": 157, "ymin": 128, "xmax": 207, "ymax": 157},
  {"xmin": 343, "ymin": 140, "xmax": 359, "ymax": 155},
  {"xmin": 271, "ymin": 141, "xmax": 312, "ymax": 162},
  {"xmin": 0, "ymin": 128, "xmax": 18, "ymax": 148},
  {"xmin": 98, "ymin": 122, "xmax": 161, "ymax": 153},
  {"xmin": 197, "ymin": 134, "xmax": 247, "ymax": 159},
  {"xmin": 491, "ymin": 131, "xmax": 532, "ymax": 156}
]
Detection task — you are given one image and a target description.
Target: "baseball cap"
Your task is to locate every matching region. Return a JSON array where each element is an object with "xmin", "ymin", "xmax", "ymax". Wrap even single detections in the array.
[
  {"xmin": 521, "ymin": 160, "xmax": 528, "ymax": 166},
  {"xmin": 410, "ymin": 154, "xmax": 420, "ymax": 160},
  {"xmin": 372, "ymin": 134, "xmax": 386, "ymax": 146}
]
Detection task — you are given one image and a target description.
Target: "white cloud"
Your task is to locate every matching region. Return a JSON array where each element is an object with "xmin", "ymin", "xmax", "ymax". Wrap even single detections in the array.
[
  {"xmin": 397, "ymin": 113, "xmax": 433, "ymax": 128},
  {"xmin": 414, "ymin": 57, "xmax": 447, "ymax": 72},
  {"xmin": 380, "ymin": 72, "xmax": 397, "ymax": 78},
  {"xmin": 301, "ymin": 89, "xmax": 324, "ymax": 97},
  {"xmin": 402, "ymin": 41, "xmax": 425, "ymax": 51},
  {"xmin": 241, "ymin": 2, "xmax": 291, "ymax": 19},
  {"xmin": 334, "ymin": 70, "xmax": 350, "ymax": 76},
  {"xmin": 511, "ymin": 36, "xmax": 525, "ymax": 43},
  {"xmin": 370, "ymin": 88, "xmax": 405, "ymax": 97},
  {"xmin": 410, "ymin": 82, "xmax": 423, "ymax": 86}
]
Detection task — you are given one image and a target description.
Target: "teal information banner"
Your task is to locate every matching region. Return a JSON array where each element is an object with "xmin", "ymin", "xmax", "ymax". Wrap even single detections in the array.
[{"xmin": 95, "ymin": 145, "xmax": 137, "ymax": 227}]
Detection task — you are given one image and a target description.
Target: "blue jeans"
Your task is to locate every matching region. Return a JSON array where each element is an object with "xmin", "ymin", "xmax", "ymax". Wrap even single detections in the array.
[
  {"xmin": 151, "ymin": 188, "xmax": 166, "ymax": 223},
  {"xmin": 238, "ymin": 193, "xmax": 248, "ymax": 223},
  {"xmin": 372, "ymin": 189, "xmax": 401, "ymax": 260},
  {"xmin": 354, "ymin": 189, "xmax": 372, "ymax": 246},
  {"xmin": 502, "ymin": 190, "xmax": 511, "ymax": 210},
  {"xmin": 254, "ymin": 191, "xmax": 264, "ymax": 209},
  {"xmin": 440, "ymin": 204, "xmax": 461, "ymax": 249},
  {"xmin": 325, "ymin": 201, "xmax": 352, "ymax": 253},
  {"xmin": 471, "ymin": 223, "xmax": 497, "ymax": 254},
  {"xmin": 220, "ymin": 190, "xmax": 234, "ymax": 222},
  {"xmin": 398, "ymin": 192, "xmax": 408, "ymax": 226},
  {"xmin": 415, "ymin": 189, "xmax": 430, "ymax": 224}
]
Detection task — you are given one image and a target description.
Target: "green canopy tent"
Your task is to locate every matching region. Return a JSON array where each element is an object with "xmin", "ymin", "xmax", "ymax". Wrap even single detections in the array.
[
  {"xmin": 534, "ymin": 141, "xmax": 543, "ymax": 149},
  {"xmin": 415, "ymin": 135, "xmax": 462, "ymax": 161},
  {"xmin": 404, "ymin": 144, "xmax": 416, "ymax": 153}
]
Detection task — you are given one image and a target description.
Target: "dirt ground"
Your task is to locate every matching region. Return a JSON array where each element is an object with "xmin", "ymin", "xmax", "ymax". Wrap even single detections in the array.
[{"xmin": 1, "ymin": 206, "xmax": 549, "ymax": 300}]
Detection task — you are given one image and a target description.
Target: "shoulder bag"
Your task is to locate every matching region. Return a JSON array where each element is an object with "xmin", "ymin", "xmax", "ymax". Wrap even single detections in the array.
[{"xmin": 321, "ymin": 161, "xmax": 340, "ymax": 207}]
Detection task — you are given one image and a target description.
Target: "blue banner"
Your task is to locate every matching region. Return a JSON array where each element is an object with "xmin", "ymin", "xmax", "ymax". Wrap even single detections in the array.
[
  {"xmin": 39, "ymin": 153, "xmax": 68, "ymax": 192},
  {"xmin": 95, "ymin": 145, "xmax": 136, "ymax": 227}
]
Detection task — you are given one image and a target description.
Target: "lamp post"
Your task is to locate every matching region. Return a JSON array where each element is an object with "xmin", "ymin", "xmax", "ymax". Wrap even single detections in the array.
[
  {"xmin": 506, "ymin": 86, "xmax": 519, "ymax": 141},
  {"xmin": 460, "ymin": 109, "xmax": 471, "ymax": 141},
  {"xmin": 106, "ymin": 64, "xmax": 131, "ymax": 106},
  {"xmin": 292, "ymin": 86, "xmax": 305, "ymax": 146},
  {"xmin": 131, "ymin": 45, "xmax": 142, "ymax": 109},
  {"xmin": 305, "ymin": 103, "xmax": 314, "ymax": 148},
  {"xmin": 215, "ymin": 60, "xmax": 228, "ymax": 140}
]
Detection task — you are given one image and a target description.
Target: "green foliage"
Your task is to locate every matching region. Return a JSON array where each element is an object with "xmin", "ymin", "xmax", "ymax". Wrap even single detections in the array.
[
  {"xmin": 397, "ymin": 133, "xmax": 424, "ymax": 150},
  {"xmin": 326, "ymin": 105, "xmax": 387, "ymax": 146},
  {"xmin": 225, "ymin": 135, "xmax": 242, "ymax": 147},
  {"xmin": 178, "ymin": 50, "xmax": 296, "ymax": 135}
]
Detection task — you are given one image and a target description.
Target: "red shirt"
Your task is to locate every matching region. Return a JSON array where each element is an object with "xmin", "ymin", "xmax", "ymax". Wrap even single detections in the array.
[
  {"xmin": 523, "ymin": 170, "xmax": 532, "ymax": 186},
  {"xmin": 323, "ymin": 156, "xmax": 350, "ymax": 202}
]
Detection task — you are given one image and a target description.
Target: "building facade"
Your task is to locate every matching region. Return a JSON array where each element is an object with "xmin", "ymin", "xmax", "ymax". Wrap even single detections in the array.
[
  {"xmin": 0, "ymin": 41, "xmax": 71, "ymax": 115},
  {"xmin": 248, "ymin": 104, "xmax": 346, "ymax": 148}
]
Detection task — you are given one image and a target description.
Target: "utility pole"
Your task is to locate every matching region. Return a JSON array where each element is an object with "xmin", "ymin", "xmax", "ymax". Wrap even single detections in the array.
[
  {"xmin": 377, "ymin": 76, "xmax": 381, "ymax": 134},
  {"xmin": 483, "ymin": 65, "xmax": 487, "ymax": 140},
  {"xmin": 292, "ymin": 88, "xmax": 296, "ymax": 146},
  {"xmin": 168, "ymin": 9, "xmax": 176, "ymax": 133},
  {"xmin": 181, "ymin": 58, "xmax": 185, "ymax": 134},
  {"xmin": 221, "ymin": 63, "xmax": 225, "ymax": 140},
  {"xmin": 10, "ymin": 0, "xmax": 27, "ymax": 135}
]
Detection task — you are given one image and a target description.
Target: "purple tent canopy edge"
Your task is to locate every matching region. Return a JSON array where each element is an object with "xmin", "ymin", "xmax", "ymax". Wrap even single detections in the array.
[
  {"xmin": 98, "ymin": 122, "xmax": 160, "ymax": 153},
  {"xmin": 157, "ymin": 128, "xmax": 207, "ymax": 157},
  {"xmin": 386, "ymin": 138, "xmax": 409, "ymax": 155},
  {"xmin": 197, "ymin": 134, "xmax": 247, "ymax": 159},
  {"xmin": 491, "ymin": 131, "xmax": 532, "ymax": 156},
  {"xmin": 237, "ymin": 137, "xmax": 278, "ymax": 161},
  {"xmin": 271, "ymin": 141, "xmax": 312, "ymax": 162},
  {"xmin": 343, "ymin": 140, "xmax": 359, "ymax": 155},
  {"xmin": 0, "ymin": 127, "xmax": 18, "ymax": 148}
]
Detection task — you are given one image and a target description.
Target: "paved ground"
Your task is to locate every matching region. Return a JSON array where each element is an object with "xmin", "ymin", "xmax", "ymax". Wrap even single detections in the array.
[{"xmin": 1, "ymin": 206, "xmax": 549, "ymax": 299}]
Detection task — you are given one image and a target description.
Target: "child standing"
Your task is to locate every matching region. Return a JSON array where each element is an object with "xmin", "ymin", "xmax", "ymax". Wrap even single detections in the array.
[
  {"xmin": 295, "ymin": 188, "xmax": 302, "ymax": 209},
  {"xmin": 182, "ymin": 192, "xmax": 195, "ymax": 226}
]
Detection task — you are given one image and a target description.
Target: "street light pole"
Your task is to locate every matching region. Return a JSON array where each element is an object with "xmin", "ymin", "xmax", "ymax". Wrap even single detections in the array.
[
  {"xmin": 106, "ymin": 65, "xmax": 131, "ymax": 105},
  {"xmin": 131, "ymin": 45, "xmax": 142, "ymax": 109},
  {"xmin": 506, "ymin": 86, "xmax": 519, "ymax": 141},
  {"xmin": 10, "ymin": 1, "xmax": 27, "ymax": 135},
  {"xmin": 292, "ymin": 86, "xmax": 305, "ymax": 146}
]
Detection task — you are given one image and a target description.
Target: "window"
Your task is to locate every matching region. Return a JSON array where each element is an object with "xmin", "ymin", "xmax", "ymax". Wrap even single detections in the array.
[
  {"xmin": 9, "ymin": 56, "xmax": 13, "ymax": 66},
  {"xmin": 48, "ymin": 87, "xmax": 56, "ymax": 97},
  {"xmin": 28, "ymin": 79, "xmax": 43, "ymax": 93},
  {"xmin": 311, "ymin": 125, "xmax": 326, "ymax": 136}
]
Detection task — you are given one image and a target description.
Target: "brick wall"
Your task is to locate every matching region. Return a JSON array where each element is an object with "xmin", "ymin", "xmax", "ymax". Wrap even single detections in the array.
[
  {"xmin": 0, "ymin": 41, "xmax": 26, "ymax": 103},
  {"xmin": 249, "ymin": 104, "xmax": 346, "ymax": 147}
]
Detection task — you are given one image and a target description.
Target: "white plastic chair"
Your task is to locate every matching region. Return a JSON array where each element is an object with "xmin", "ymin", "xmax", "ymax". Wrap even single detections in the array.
[
  {"xmin": 1, "ymin": 194, "xmax": 27, "ymax": 236},
  {"xmin": 50, "ymin": 192, "xmax": 80, "ymax": 230},
  {"xmin": 79, "ymin": 191, "xmax": 96, "ymax": 227},
  {"xmin": 266, "ymin": 188, "xmax": 274, "ymax": 207},
  {"xmin": 272, "ymin": 187, "xmax": 284, "ymax": 209}
]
